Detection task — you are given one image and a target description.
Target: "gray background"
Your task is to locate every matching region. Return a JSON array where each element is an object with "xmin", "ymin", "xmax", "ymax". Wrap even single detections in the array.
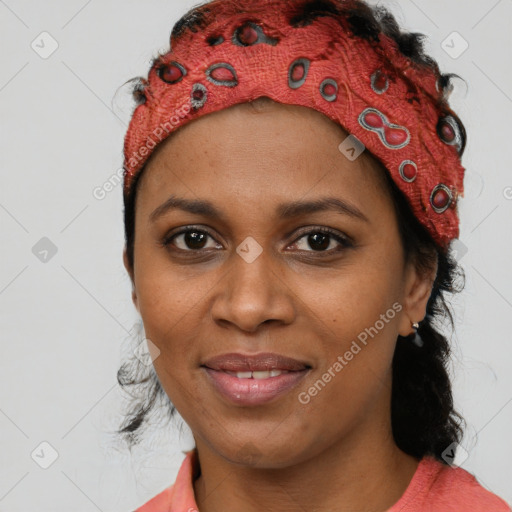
[{"xmin": 1, "ymin": 0, "xmax": 511, "ymax": 510}]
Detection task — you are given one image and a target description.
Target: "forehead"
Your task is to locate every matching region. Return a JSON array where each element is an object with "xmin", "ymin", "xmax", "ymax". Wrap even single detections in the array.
[{"xmin": 136, "ymin": 101, "xmax": 392, "ymax": 219}]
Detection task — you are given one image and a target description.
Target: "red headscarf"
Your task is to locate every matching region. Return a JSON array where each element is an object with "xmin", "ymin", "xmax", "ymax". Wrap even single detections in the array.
[{"xmin": 123, "ymin": 0, "xmax": 465, "ymax": 250}]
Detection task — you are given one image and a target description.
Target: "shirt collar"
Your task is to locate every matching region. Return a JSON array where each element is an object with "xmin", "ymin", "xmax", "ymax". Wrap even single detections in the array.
[{"xmin": 169, "ymin": 448, "xmax": 200, "ymax": 512}]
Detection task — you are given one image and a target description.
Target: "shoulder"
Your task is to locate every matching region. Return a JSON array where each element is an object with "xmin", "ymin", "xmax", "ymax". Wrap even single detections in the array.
[
  {"xmin": 131, "ymin": 449, "xmax": 199, "ymax": 512},
  {"xmin": 133, "ymin": 485, "xmax": 174, "ymax": 512},
  {"xmin": 432, "ymin": 460, "xmax": 510, "ymax": 511},
  {"xmin": 394, "ymin": 456, "xmax": 511, "ymax": 512}
]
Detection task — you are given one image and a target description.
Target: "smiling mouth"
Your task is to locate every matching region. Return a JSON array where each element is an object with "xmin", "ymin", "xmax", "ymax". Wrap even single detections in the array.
[{"xmin": 201, "ymin": 366, "xmax": 311, "ymax": 406}]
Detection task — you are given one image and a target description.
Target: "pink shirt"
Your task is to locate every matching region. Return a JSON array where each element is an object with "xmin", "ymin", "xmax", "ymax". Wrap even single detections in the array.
[{"xmin": 134, "ymin": 449, "xmax": 511, "ymax": 511}]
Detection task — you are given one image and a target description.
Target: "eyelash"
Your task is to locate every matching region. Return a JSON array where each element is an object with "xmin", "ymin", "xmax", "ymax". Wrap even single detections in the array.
[{"xmin": 161, "ymin": 225, "xmax": 353, "ymax": 255}]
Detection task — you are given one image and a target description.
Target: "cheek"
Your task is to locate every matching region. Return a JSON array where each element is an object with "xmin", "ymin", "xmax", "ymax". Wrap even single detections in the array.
[
  {"xmin": 296, "ymin": 257, "xmax": 403, "ymax": 405},
  {"xmin": 134, "ymin": 245, "xmax": 204, "ymax": 334},
  {"xmin": 133, "ymin": 255, "xmax": 218, "ymax": 388},
  {"xmin": 294, "ymin": 276, "xmax": 401, "ymax": 434},
  {"xmin": 302, "ymin": 257, "xmax": 403, "ymax": 342}
]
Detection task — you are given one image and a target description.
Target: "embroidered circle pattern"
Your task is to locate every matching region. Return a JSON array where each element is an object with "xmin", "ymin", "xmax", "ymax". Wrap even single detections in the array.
[{"xmin": 142, "ymin": 12, "xmax": 463, "ymax": 234}]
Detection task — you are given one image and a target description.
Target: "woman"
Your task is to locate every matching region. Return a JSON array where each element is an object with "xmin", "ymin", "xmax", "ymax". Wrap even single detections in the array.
[{"xmin": 118, "ymin": 0, "xmax": 511, "ymax": 510}]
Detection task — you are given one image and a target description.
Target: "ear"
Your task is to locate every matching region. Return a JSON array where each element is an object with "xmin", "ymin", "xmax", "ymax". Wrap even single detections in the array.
[
  {"xmin": 397, "ymin": 255, "xmax": 437, "ymax": 337},
  {"xmin": 123, "ymin": 247, "xmax": 139, "ymax": 313}
]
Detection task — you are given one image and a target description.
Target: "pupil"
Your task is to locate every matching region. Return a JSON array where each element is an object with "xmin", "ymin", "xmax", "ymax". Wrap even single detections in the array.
[
  {"xmin": 182, "ymin": 232, "xmax": 333, "ymax": 251},
  {"xmin": 185, "ymin": 231, "xmax": 206, "ymax": 249},
  {"xmin": 308, "ymin": 233, "xmax": 329, "ymax": 251}
]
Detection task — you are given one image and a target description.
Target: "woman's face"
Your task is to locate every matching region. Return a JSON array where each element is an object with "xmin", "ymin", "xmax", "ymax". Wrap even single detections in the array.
[{"xmin": 124, "ymin": 100, "xmax": 433, "ymax": 467}]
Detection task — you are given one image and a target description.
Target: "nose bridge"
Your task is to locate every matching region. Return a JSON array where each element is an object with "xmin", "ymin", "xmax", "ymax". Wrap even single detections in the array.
[
  {"xmin": 211, "ymin": 242, "xmax": 295, "ymax": 331},
  {"xmin": 232, "ymin": 244, "xmax": 275, "ymax": 298}
]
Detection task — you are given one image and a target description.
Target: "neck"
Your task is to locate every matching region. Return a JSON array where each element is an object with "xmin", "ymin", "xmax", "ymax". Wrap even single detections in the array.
[{"xmin": 193, "ymin": 419, "xmax": 420, "ymax": 512}]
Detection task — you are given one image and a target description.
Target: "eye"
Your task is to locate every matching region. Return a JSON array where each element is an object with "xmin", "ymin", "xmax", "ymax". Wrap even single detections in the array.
[
  {"xmin": 162, "ymin": 227, "xmax": 221, "ymax": 252},
  {"xmin": 290, "ymin": 227, "xmax": 352, "ymax": 254},
  {"xmin": 161, "ymin": 226, "xmax": 352, "ymax": 255}
]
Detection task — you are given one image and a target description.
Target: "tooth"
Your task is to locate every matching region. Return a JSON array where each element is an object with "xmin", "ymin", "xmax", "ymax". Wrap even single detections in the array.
[
  {"xmin": 235, "ymin": 371, "xmax": 252, "ymax": 379},
  {"xmin": 229, "ymin": 370, "xmax": 288, "ymax": 379},
  {"xmin": 253, "ymin": 371, "xmax": 271, "ymax": 379}
]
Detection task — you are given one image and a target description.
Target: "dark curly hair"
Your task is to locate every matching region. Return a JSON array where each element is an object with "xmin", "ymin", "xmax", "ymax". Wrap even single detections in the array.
[{"xmin": 117, "ymin": 0, "xmax": 467, "ymax": 462}]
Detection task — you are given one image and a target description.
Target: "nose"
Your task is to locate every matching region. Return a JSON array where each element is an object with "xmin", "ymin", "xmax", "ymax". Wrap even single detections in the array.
[{"xmin": 210, "ymin": 248, "xmax": 296, "ymax": 333}]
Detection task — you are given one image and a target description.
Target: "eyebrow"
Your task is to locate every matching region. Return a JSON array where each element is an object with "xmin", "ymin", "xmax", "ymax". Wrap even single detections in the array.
[{"xmin": 149, "ymin": 195, "xmax": 370, "ymax": 224}]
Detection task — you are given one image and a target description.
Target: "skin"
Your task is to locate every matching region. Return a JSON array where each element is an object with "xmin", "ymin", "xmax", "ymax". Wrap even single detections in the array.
[{"xmin": 123, "ymin": 99, "xmax": 437, "ymax": 512}]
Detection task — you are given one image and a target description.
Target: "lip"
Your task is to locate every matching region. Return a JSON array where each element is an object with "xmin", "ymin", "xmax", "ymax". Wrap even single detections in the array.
[
  {"xmin": 202, "ymin": 352, "xmax": 310, "ymax": 372},
  {"xmin": 201, "ymin": 352, "xmax": 312, "ymax": 406},
  {"xmin": 202, "ymin": 367, "xmax": 310, "ymax": 406}
]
